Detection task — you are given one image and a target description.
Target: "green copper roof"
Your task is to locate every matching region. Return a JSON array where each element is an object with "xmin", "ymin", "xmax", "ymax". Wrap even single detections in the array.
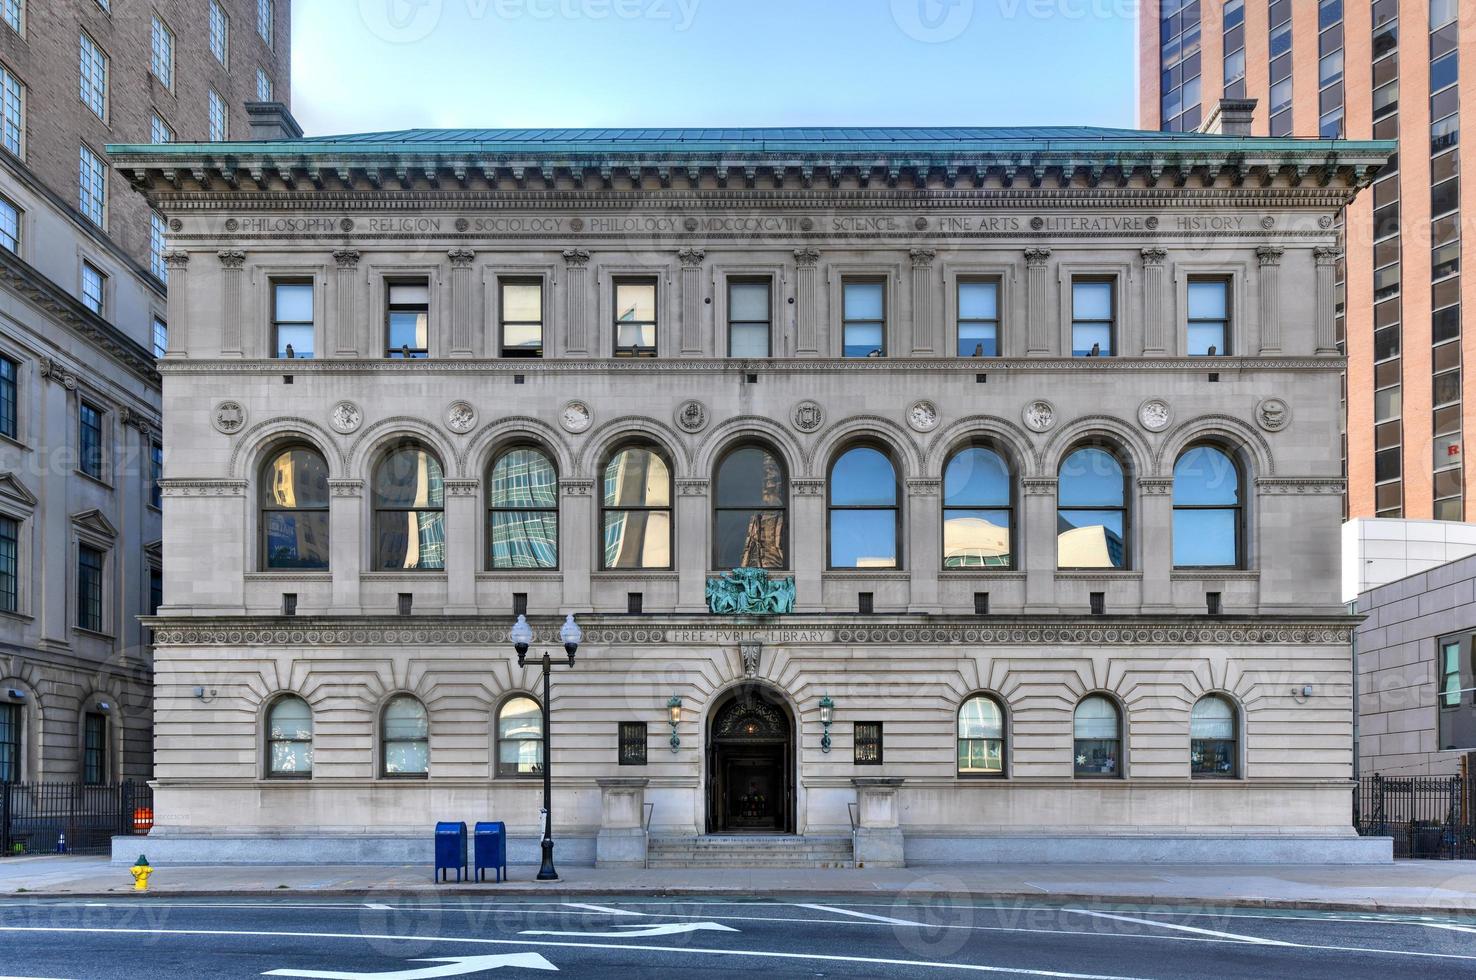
[{"xmin": 108, "ymin": 125, "xmax": 1395, "ymax": 158}]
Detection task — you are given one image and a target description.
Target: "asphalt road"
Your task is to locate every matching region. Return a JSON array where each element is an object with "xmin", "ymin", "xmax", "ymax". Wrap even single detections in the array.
[{"xmin": 0, "ymin": 893, "xmax": 1473, "ymax": 979}]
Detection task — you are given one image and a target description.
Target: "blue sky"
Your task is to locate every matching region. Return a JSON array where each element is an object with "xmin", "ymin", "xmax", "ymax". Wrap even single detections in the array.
[{"xmin": 291, "ymin": 0, "xmax": 1139, "ymax": 136}]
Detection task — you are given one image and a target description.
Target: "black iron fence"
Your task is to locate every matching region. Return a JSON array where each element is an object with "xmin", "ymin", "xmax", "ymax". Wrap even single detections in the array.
[
  {"xmin": 0, "ymin": 781, "xmax": 154, "ymax": 856},
  {"xmin": 1354, "ymin": 773, "xmax": 1476, "ymax": 859}
]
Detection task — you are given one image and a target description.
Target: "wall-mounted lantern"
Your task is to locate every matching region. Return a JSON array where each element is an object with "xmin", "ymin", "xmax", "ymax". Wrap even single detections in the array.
[
  {"xmin": 819, "ymin": 694, "xmax": 834, "ymax": 753},
  {"xmin": 667, "ymin": 695, "xmax": 682, "ymax": 752}
]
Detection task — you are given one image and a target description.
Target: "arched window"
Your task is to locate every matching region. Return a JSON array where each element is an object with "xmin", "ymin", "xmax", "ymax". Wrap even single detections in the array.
[
  {"xmin": 1173, "ymin": 445, "xmax": 1243, "ymax": 568},
  {"xmin": 1191, "ymin": 694, "xmax": 1238, "ymax": 778},
  {"xmin": 828, "ymin": 445, "xmax": 899, "ymax": 569},
  {"xmin": 601, "ymin": 444, "xmax": 671, "ymax": 569},
  {"xmin": 714, "ymin": 444, "xmax": 788, "ymax": 569},
  {"xmin": 0, "ymin": 698, "xmax": 22, "ymax": 782},
  {"xmin": 1057, "ymin": 446, "xmax": 1128, "ymax": 569},
  {"xmin": 496, "ymin": 695, "xmax": 543, "ymax": 777},
  {"xmin": 1073, "ymin": 695, "xmax": 1122, "ymax": 777},
  {"xmin": 381, "ymin": 695, "xmax": 429, "ymax": 777},
  {"xmin": 266, "ymin": 695, "xmax": 312, "ymax": 778},
  {"xmin": 260, "ymin": 446, "xmax": 330, "ymax": 569},
  {"xmin": 373, "ymin": 445, "xmax": 445, "ymax": 570},
  {"xmin": 943, "ymin": 445, "xmax": 1013, "ymax": 568},
  {"xmin": 957, "ymin": 694, "xmax": 1005, "ymax": 776},
  {"xmin": 487, "ymin": 446, "xmax": 558, "ymax": 569}
]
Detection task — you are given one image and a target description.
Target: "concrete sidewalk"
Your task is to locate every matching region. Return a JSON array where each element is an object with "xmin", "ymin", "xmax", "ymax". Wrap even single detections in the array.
[{"xmin": 1, "ymin": 855, "xmax": 1474, "ymax": 914}]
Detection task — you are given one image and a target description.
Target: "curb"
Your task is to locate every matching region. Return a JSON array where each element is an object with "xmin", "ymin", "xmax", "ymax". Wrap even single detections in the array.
[{"xmin": 4, "ymin": 885, "xmax": 1472, "ymax": 917}]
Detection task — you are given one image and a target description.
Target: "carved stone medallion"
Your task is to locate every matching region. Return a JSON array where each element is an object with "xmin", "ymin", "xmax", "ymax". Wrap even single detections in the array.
[
  {"xmin": 329, "ymin": 400, "xmax": 362, "ymax": 434},
  {"xmin": 560, "ymin": 401, "xmax": 593, "ymax": 434},
  {"xmin": 212, "ymin": 401, "xmax": 246, "ymax": 435},
  {"xmin": 1022, "ymin": 400, "xmax": 1056, "ymax": 433},
  {"xmin": 1257, "ymin": 397, "xmax": 1291, "ymax": 432},
  {"xmin": 791, "ymin": 400, "xmax": 825, "ymax": 433},
  {"xmin": 446, "ymin": 400, "xmax": 476, "ymax": 434},
  {"xmin": 674, "ymin": 399, "xmax": 708, "ymax": 433},
  {"xmin": 907, "ymin": 400, "xmax": 939, "ymax": 433},
  {"xmin": 1137, "ymin": 398, "xmax": 1172, "ymax": 433}
]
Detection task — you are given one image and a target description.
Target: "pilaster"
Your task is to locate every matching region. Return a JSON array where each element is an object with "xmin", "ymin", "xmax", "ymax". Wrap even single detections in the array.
[
  {"xmin": 1256, "ymin": 246, "xmax": 1284, "ymax": 354},
  {"xmin": 327, "ymin": 480, "xmax": 364, "ymax": 614},
  {"xmin": 331, "ymin": 249, "xmax": 360, "ymax": 357},
  {"xmin": 559, "ymin": 480, "xmax": 594, "ymax": 612},
  {"xmin": 1140, "ymin": 247, "xmax": 1168, "ymax": 354},
  {"xmin": 162, "ymin": 251, "xmax": 190, "ymax": 357},
  {"xmin": 792, "ymin": 479, "xmax": 825, "ymax": 611},
  {"xmin": 217, "ymin": 250, "xmax": 246, "ymax": 357},
  {"xmin": 909, "ymin": 248, "xmax": 936, "ymax": 355},
  {"xmin": 1138, "ymin": 478, "xmax": 1174, "ymax": 613},
  {"xmin": 793, "ymin": 248, "xmax": 821, "ymax": 356},
  {"xmin": 443, "ymin": 479, "xmax": 480, "ymax": 613},
  {"xmin": 1022, "ymin": 477, "xmax": 1058, "ymax": 610},
  {"xmin": 675, "ymin": 479, "xmax": 709, "ymax": 612},
  {"xmin": 1314, "ymin": 246, "xmax": 1342, "ymax": 354},
  {"xmin": 905, "ymin": 478, "xmax": 940, "ymax": 612},
  {"xmin": 562, "ymin": 250, "xmax": 591, "ymax": 355},
  {"xmin": 447, "ymin": 248, "xmax": 476, "ymax": 357},
  {"xmin": 678, "ymin": 248, "xmax": 706, "ymax": 355},
  {"xmin": 1025, "ymin": 248, "xmax": 1052, "ymax": 354}
]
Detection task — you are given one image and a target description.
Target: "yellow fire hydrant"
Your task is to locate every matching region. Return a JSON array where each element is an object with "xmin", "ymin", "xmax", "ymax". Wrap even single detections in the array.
[{"xmin": 129, "ymin": 854, "xmax": 152, "ymax": 892}]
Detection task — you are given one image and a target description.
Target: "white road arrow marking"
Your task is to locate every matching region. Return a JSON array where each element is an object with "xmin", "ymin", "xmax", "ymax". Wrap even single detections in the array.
[
  {"xmin": 262, "ymin": 952, "xmax": 558, "ymax": 980},
  {"xmin": 520, "ymin": 922, "xmax": 738, "ymax": 938},
  {"xmin": 1061, "ymin": 909, "xmax": 1296, "ymax": 947},
  {"xmin": 794, "ymin": 903, "xmax": 922, "ymax": 926},
  {"xmin": 560, "ymin": 903, "xmax": 642, "ymax": 916}
]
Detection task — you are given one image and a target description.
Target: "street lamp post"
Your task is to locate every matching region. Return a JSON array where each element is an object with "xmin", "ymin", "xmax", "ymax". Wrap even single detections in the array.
[{"xmin": 510, "ymin": 612, "xmax": 581, "ymax": 881}]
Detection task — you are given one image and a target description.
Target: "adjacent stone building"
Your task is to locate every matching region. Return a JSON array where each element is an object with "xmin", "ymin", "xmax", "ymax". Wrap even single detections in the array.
[
  {"xmin": 0, "ymin": 0, "xmax": 291, "ymax": 787},
  {"xmin": 112, "ymin": 120, "xmax": 1392, "ymax": 865}
]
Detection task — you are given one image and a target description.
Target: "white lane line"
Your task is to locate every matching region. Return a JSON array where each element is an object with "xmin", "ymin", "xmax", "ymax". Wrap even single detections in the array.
[
  {"xmin": 1061, "ymin": 909, "xmax": 1295, "ymax": 947},
  {"xmin": 1411, "ymin": 922, "xmax": 1476, "ymax": 937},
  {"xmin": 364, "ymin": 904, "xmax": 393, "ymax": 910},
  {"xmin": 0, "ymin": 924, "xmax": 1163, "ymax": 978},
  {"xmin": 794, "ymin": 903, "xmax": 923, "ymax": 926},
  {"xmin": 561, "ymin": 903, "xmax": 642, "ymax": 917}
]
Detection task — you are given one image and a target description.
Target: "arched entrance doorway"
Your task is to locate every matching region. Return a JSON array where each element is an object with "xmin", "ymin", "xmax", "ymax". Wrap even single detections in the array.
[{"xmin": 705, "ymin": 683, "xmax": 795, "ymax": 834}]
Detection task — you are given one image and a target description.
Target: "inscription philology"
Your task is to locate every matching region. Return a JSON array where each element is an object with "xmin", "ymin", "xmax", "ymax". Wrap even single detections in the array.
[{"xmin": 223, "ymin": 212, "xmax": 1270, "ymax": 238}]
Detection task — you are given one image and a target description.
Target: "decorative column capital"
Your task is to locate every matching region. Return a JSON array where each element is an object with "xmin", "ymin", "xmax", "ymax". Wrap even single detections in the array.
[
  {"xmin": 562, "ymin": 248, "xmax": 591, "ymax": 266},
  {"xmin": 791, "ymin": 479, "xmax": 825, "ymax": 497},
  {"xmin": 909, "ymin": 248, "xmax": 936, "ymax": 268},
  {"xmin": 1021, "ymin": 477, "xmax": 1057, "ymax": 496},
  {"xmin": 327, "ymin": 479, "xmax": 364, "ymax": 498},
  {"xmin": 561, "ymin": 479, "xmax": 594, "ymax": 496},
  {"xmin": 163, "ymin": 249, "xmax": 190, "ymax": 269},
  {"xmin": 38, "ymin": 356, "xmax": 79, "ymax": 390},
  {"xmin": 676, "ymin": 478, "xmax": 709, "ymax": 496},
  {"xmin": 1139, "ymin": 247, "xmax": 1168, "ymax": 266},
  {"xmin": 331, "ymin": 248, "xmax": 361, "ymax": 269},
  {"xmin": 793, "ymin": 247, "xmax": 821, "ymax": 267},
  {"xmin": 442, "ymin": 479, "xmax": 480, "ymax": 497},
  {"xmin": 1313, "ymin": 246, "xmax": 1344, "ymax": 265},
  {"xmin": 677, "ymin": 247, "xmax": 706, "ymax": 267},
  {"xmin": 447, "ymin": 248, "xmax": 476, "ymax": 267},
  {"xmin": 1256, "ymin": 245, "xmax": 1284, "ymax": 267},
  {"xmin": 1137, "ymin": 478, "xmax": 1174, "ymax": 496},
  {"xmin": 216, "ymin": 249, "xmax": 247, "ymax": 269},
  {"xmin": 905, "ymin": 478, "xmax": 940, "ymax": 496},
  {"xmin": 1024, "ymin": 247, "xmax": 1052, "ymax": 267}
]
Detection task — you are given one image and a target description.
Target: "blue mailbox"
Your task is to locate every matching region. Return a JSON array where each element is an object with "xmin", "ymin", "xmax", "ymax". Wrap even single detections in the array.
[
  {"xmin": 474, "ymin": 821, "xmax": 507, "ymax": 883},
  {"xmin": 434, "ymin": 821, "xmax": 468, "ymax": 882}
]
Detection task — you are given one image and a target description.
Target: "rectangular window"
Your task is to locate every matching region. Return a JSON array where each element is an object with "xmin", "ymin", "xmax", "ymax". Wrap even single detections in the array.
[
  {"xmin": 0, "ymin": 702, "xmax": 18, "ymax": 782},
  {"xmin": 79, "ymin": 33, "xmax": 106, "ymax": 120},
  {"xmin": 957, "ymin": 279, "xmax": 999, "ymax": 357},
  {"xmin": 618, "ymin": 722, "xmax": 647, "ymax": 766},
  {"xmin": 854, "ymin": 721, "xmax": 883, "ymax": 765},
  {"xmin": 385, "ymin": 281, "xmax": 429, "ymax": 358},
  {"xmin": 727, "ymin": 278, "xmax": 771, "ymax": 357},
  {"xmin": 150, "ymin": 213, "xmax": 167, "ymax": 283},
  {"xmin": 150, "ymin": 113, "xmax": 172, "ymax": 144},
  {"xmin": 79, "ymin": 401, "xmax": 103, "ymax": 479},
  {"xmin": 76, "ymin": 543, "xmax": 103, "ymax": 632},
  {"xmin": 78, "ymin": 145, "xmax": 105, "ymax": 226},
  {"xmin": 272, "ymin": 281, "xmax": 313, "ymax": 358},
  {"xmin": 1187, "ymin": 278, "xmax": 1230, "ymax": 355},
  {"xmin": 82, "ymin": 712, "xmax": 106, "ymax": 785},
  {"xmin": 208, "ymin": 89, "xmax": 226, "ymax": 142},
  {"xmin": 613, "ymin": 279, "xmax": 657, "ymax": 357},
  {"xmin": 81, "ymin": 262, "xmax": 104, "ymax": 315},
  {"xmin": 0, "ymin": 195, "xmax": 19, "ymax": 252},
  {"xmin": 0, "ymin": 62, "xmax": 22, "ymax": 157},
  {"xmin": 842, "ymin": 279, "xmax": 885, "ymax": 357},
  {"xmin": 149, "ymin": 439, "xmax": 163, "ymax": 509},
  {"xmin": 0, "ymin": 354, "xmax": 15, "ymax": 440},
  {"xmin": 209, "ymin": 1, "xmax": 229, "ymax": 65},
  {"xmin": 1, "ymin": 1, "xmax": 18, "ymax": 35},
  {"xmin": 258, "ymin": 0, "xmax": 273, "ymax": 46},
  {"xmin": 1072, "ymin": 279, "xmax": 1114, "ymax": 356},
  {"xmin": 148, "ymin": 566, "xmax": 162, "ymax": 617},
  {"xmin": 151, "ymin": 315, "xmax": 167, "ymax": 358},
  {"xmin": 0, "ymin": 513, "xmax": 16, "ymax": 613},
  {"xmin": 499, "ymin": 278, "xmax": 542, "ymax": 357},
  {"xmin": 256, "ymin": 68, "xmax": 272, "ymax": 102},
  {"xmin": 150, "ymin": 17, "xmax": 173, "ymax": 89},
  {"xmin": 1438, "ymin": 634, "xmax": 1476, "ymax": 751}
]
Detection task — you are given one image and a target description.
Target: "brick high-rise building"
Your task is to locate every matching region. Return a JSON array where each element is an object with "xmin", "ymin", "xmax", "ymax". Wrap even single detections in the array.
[
  {"xmin": 0, "ymin": 1, "xmax": 290, "ymax": 806},
  {"xmin": 1138, "ymin": 0, "xmax": 1469, "ymax": 521}
]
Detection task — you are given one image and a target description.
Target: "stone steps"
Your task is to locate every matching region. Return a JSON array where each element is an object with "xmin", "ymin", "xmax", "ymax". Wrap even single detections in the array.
[{"xmin": 646, "ymin": 835, "xmax": 854, "ymax": 868}]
